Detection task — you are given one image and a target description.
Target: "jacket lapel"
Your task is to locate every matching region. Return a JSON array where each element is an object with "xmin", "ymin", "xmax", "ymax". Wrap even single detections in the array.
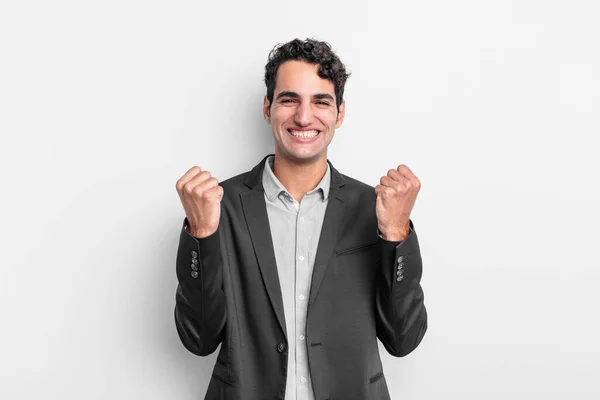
[
  {"xmin": 308, "ymin": 162, "xmax": 347, "ymax": 306},
  {"xmin": 241, "ymin": 154, "xmax": 287, "ymax": 339},
  {"xmin": 240, "ymin": 154, "xmax": 348, "ymax": 338}
]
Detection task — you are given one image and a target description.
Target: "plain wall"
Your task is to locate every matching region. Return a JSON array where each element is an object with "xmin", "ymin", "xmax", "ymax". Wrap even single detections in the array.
[{"xmin": 1, "ymin": 0, "xmax": 599, "ymax": 398}]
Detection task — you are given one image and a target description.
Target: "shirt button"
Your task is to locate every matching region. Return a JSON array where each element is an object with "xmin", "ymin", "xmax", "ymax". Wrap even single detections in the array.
[
  {"xmin": 299, "ymin": 216, "xmax": 305, "ymax": 222},
  {"xmin": 298, "ymin": 255, "xmax": 305, "ymax": 261},
  {"xmin": 300, "ymin": 376, "xmax": 306, "ymax": 384},
  {"xmin": 299, "ymin": 294, "xmax": 305, "ymax": 301},
  {"xmin": 299, "ymin": 334, "xmax": 305, "ymax": 341},
  {"xmin": 277, "ymin": 342, "xmax": 286, "ymax": 353}
]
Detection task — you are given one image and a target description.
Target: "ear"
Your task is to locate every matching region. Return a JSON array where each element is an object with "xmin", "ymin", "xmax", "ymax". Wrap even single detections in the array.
[
  {"xmin": 263, "ymin": 95, "xmax": 271, "ymax": 124},
  {"xmin": 335, "ymin": 99, "xmax": 346, "ymax": 129}
]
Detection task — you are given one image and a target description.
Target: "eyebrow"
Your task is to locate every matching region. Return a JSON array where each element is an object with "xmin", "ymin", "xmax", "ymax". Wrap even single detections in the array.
[
  {"xmin": 275, "ymin": 91, "xmax": 300, "ymax": 100},
  {"xmin": 275, "ymin": 91, "xmax": 335, "ymax": 102},
  {"xmin": 314, "ymin": 93, "xmax": 335, "ymax": 101}
]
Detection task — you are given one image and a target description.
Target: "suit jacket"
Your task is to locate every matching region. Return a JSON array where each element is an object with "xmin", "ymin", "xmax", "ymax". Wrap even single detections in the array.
[{"xmin": 174, "ymin": 154, "xmax": 427, "ymax": 400}]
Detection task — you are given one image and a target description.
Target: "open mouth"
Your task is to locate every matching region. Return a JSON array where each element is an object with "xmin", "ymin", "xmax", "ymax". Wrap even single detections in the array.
[{"xmin": 287, "ymin": 129, "xmax": 320, "ymax": 139}]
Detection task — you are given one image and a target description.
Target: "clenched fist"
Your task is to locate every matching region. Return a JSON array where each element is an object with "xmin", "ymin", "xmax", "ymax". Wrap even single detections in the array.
[
  {"xmin": 175, "ymin": 166, "xmax": 224, "ymax": 238},
  {"xmin": 374, "ymin": 164, "xmax": 421, "ymax": 241}
]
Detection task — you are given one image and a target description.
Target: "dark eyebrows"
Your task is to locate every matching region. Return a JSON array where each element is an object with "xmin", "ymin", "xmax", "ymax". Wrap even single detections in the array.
[
  {"xmin": 275, "ymin": 91, "xmax": 335, "ymax": 102},
  {"xmin": 313, "ymin": 93, "xmax": 335, "ymax": 102},
  {"xmin": 275, "ymin": 91, "xmax": 300, "ymax": 100}
]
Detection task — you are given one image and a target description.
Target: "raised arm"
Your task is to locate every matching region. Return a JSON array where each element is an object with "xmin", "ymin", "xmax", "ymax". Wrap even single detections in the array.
[
  {"xmin": 174, "ymin": 167, "xmax": 226, "ymax": 356},
  {"xmin": 374, "ymin": 164, "xmax": 427, "ymax": 356}
]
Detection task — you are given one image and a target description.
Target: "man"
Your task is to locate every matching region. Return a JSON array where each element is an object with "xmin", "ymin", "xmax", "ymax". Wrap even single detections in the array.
[{"xmin": 174, "ymin": 38, "xmax": 427, "ymax": 400}]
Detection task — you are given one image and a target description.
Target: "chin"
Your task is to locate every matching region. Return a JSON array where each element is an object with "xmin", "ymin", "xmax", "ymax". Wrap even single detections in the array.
[{"xmin": 285, "ymin": 149, "xmax": 325, "ymax": 163}]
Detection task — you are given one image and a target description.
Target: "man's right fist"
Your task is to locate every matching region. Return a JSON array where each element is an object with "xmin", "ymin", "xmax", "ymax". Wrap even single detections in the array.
[{"xmin": 176, "ymin": 166, "xmax": 224, "ymax": 238}]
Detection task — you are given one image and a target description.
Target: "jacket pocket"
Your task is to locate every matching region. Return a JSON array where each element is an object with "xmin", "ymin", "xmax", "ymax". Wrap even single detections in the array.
[
  {"xmin": 211, "ymin": 374, "xmax": 233, "ymax": 387},
  {"xmin": 369, "ymin": 371, "xmax": 384, "ymax": 383},
  {"xmin": 216, "ymin": 356, "xmax": 228, "ymax": 366},
  {"xmin": 211, "ymin": 357, "xmax": 233, "ymax": 387},
  {"xmin": 335, "ymin": 241, "xmax": 378, "ymax": 257}
]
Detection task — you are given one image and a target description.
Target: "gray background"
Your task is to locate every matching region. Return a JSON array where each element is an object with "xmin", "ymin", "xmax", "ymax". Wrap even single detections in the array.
[{"xmin": 1, "ymin": 0, "xmax": 599, "ymax": 398}]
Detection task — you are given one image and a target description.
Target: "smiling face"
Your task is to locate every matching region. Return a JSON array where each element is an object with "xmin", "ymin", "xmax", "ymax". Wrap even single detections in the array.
[{"xmin": 263, "ymin": 60, "xmax": 345, "ymax": 165}]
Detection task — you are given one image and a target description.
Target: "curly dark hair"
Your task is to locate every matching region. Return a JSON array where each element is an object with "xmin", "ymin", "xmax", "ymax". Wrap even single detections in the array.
[{"xmin": 264, "ymin": 38, "xmax": 350, "ymax": 111}]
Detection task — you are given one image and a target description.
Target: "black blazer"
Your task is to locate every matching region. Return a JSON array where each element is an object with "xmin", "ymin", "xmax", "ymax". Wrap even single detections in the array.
[{"xmin": 174, "ymin": 154, "xmax": 427, "ymax": 400}]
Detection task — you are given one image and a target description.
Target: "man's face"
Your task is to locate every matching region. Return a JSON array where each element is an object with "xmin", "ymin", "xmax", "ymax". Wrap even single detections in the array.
[{"xmin": 263, "ymin": 60, "xmax": 345, "ymax": 164}]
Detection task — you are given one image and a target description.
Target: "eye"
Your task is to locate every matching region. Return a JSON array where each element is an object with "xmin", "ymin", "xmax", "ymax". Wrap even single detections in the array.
[
  {"xmin": 281, "ymin": 98, "xmax": 296, "ymax": 104},
  {"xmin": 316, "ymin": 101, "xmax": 330, "ymax": 106}
]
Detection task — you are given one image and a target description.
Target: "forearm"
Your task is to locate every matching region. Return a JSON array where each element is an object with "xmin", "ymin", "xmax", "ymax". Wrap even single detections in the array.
[
  {"xmin": 174, "ymin": 217, "xmax": 226, "ymax": 356},
  {"xmin": 375, "ymin": 219, "xmax": 428, "ymax": 357}
]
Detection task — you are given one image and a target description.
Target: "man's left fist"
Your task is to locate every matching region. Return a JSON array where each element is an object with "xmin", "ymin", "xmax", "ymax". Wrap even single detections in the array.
[{"xmin": 375, "ymin": 164, "xmax": 421, "ymax": 241}]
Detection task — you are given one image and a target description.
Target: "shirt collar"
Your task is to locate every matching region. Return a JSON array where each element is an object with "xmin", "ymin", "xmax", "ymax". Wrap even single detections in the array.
[{"xmin": 262, "ymin": 155, "xmax": 331, "ymax": 203}]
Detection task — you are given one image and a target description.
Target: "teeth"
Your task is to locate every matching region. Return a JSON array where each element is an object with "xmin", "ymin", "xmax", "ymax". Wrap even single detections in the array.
[{"xmin": 290, "ymin": 130, "xmax": 318, "ymax": 138}]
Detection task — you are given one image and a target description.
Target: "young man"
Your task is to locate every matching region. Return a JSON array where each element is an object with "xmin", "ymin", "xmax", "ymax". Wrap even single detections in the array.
[{"xmin": 174, "ymin": 38, "xmax": 427, "ymax": 400}]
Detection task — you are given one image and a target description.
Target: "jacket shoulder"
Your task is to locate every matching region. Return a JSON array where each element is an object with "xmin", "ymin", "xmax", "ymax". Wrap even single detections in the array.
[
  {"xmin": 339, "ymin": 173, "xmax": 377, "ymax": 200},
  {"xmin": 217, "ymin": 170, "xmax": 251, "ymax": 204},
  {"xmin": 220, "ymin": 170, "xmax": 249, "ymax": 190}
]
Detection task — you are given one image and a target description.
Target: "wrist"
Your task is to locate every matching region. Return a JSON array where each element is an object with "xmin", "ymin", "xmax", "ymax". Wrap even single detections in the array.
[
  {"xmin": 379, "ymin": 221, "xmax": 410, "ymax": 241},
  {"xmin": 186, "ymin": 223, "xmax": 216, "ymax": 239},
  {"xmin": 381, "ymin": 232, "xmax": 409, "ymax": 241}
]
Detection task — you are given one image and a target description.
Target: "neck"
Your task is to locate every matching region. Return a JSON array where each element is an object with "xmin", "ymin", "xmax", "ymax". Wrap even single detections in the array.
[{"xmin": 272, "ymin": 150, "xmax": 328, "ymax": 203}]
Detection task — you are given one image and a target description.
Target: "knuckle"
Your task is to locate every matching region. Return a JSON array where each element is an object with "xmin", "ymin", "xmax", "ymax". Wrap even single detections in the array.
[
  {"xmin": 191, "ymin": 185, "xmax": 203, "ymax": 197},
  {"xmin": 204, "ymin": 172, "xmax": 215, "ymax": 182},
  {"xmin": 201, "ymin": 189, "xmax": 212, "ymax": 200},
  {"xmin": 196, "ymin": 171, "xmax": 208, "ymax": 180},
  {"xmin": 184, "ymin": 183, "xmax": 195, "ymax": 195}
]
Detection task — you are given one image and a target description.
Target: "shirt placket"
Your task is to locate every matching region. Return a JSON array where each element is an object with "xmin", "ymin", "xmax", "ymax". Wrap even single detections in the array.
[{"xmin": 295, "ymin": 194, "xmax": 313, "ymax": 399}]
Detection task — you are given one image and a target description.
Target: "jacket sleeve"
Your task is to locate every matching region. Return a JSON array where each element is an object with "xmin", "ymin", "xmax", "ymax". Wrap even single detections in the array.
[
  {"xmin": 174, "ymin": 217, "xmax": 226, "ymax": 356},
  {"xmin": 375, "ymin": 219, "xmax": 428, "ymax": 357}
]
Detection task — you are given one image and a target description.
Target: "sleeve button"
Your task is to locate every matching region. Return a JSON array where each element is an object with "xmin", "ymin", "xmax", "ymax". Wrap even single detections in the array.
[
  {"xmin": 191, "ymin": 271, "xmax": 198, "ymax": 278},
  {"xmin": 277, "ymin": 342, "xmax": 286, "ymax": 353}
]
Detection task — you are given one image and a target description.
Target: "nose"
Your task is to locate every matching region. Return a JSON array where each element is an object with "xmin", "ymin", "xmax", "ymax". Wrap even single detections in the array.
[{"xmin": 294, "ymin": 101, "xmax": 312, "ymax": 126}]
